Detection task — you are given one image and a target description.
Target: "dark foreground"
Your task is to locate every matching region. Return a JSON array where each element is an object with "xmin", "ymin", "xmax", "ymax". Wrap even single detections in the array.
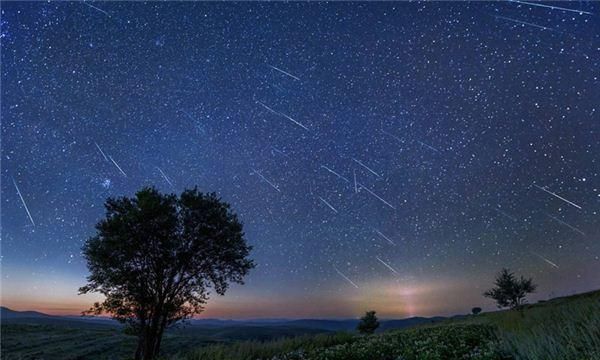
[{"xmin": 2, "ymin": 290, "xmax": 599, "ymax": 360}]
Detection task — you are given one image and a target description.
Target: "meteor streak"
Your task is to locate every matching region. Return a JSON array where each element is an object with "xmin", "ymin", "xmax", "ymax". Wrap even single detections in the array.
[
  {"xmin": 510, "ymin": 0, "xmax": 594, "ymax": 15},
  {"xmin": 12, "ymin": 177, "xmax": 35, "ymax": 226},
  {"xmin": 268, "ymin": 65, "xmax": 301, "ymax": 81},
  {"xmin": 495, "ymin": 15, "xmax": 557, "ymax": 32},
  {"xmin": 357, "ymin": 183, "xmax": 396, "ymax": 209},
  {"xmin": 494, "ymin": 207, "xmax": 517, "ymax": 221},
  {"xmin": 417, "ymin": 140, "xmax": 440, "ymax": 153},
  {"xmin": 94, "ymin": 142, "xmax": 109, "ymax": 162},
  {"xmin": 156, "ymin": 167, "xmax": 174, "ymax": 187},
  {"xmin": 319, "ymin": 196, "xmax": 339, "ymax": 213},
  {"xmin": 546, "ymin": 214, "xmax": 585, "ymax": 236},
  {"xmin": 352, "ymin": 158, "xmax": 381, "ymax": 177},
  {"xmin": 374, "ymin": 229, "xmax": 396, "ymax": 245},
  {"xmin": 83, "ymin": 2, "xmax": 110, "ymax": 17},
  {"xmin": 376, "ymin": 256, "xmax": 399, "ymax": 274},
  {"xmin": 333, "ymin": 265, "xmax": 359, "ymax": 288},
  {"xmin": 321, "ymin": 165, "xmax": 350, "ymax": 183},
  {"xmin": 252, "ymin": 169, "xmax": 281, "ymax": 192},
  {"xmin": 531, "ymin": 252, "xmax": 559, "ymax": 269},
  {"xmin": 257, "ymin": 102, "xmax": 309, "ymax": 131},
  {"xmin": 108, "ymin": 155, "xmax": 127, "ymax": 177},
  {"xmin": 534, "ymin": 184, "xmax": 581, "ymax": 210}
]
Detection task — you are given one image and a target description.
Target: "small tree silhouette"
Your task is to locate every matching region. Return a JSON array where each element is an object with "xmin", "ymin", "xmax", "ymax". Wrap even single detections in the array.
[
  {"xmin": 484, "ymin": 268, "xmax": 536, "ymax": 310},
  {"xmin": 357, "ymin": 310, "xmax": 379, "ymax": 334},
  {"xmin": 471, "ymin": 307, "xmax": 482, "ymax": 315}
]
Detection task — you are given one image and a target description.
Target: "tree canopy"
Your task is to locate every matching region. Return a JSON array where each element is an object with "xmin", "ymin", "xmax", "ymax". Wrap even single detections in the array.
[
  {"xmin": 79, "ymin": 187, "xmax": 254, "ymax": 360},
  {"xmin": 357, "ymin": 310, "xmax": 380, "ymax": 334},
  {"xmin": 484, "ymin": 268, "xmax": 536, "ymax": 310}
]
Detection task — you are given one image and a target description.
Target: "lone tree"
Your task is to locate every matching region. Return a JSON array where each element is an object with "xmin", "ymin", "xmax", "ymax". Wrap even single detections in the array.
[
  {"xmin": 484, "ymin": 268, "xmax": 536, "ymax": 310},
  {"xmin": 471, "ymin": 307, "xmax": 482, "ymax": 315},
  {"xmin": 79, "ymin": 187, "xmax": 254, "ymax": 360},
  {"xmin": 357, "ymin": 310, "xmax": 379, "ymax": 334}
]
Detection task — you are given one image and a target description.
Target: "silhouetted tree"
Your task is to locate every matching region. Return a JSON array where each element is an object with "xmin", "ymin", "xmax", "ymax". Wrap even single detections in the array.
[
  {"xmin": 484, "ymin": 268, "xmax": 536, "ymax": 310},
  {"xmin": 357, "ymin": 310, "xmax": 379, "ymax": 334},
  {"xmin": 79, "ymin": 187, "xmax": 254, "ymax": 360},
  {"xmin": 471, "ymin": 307, "xmax": 482, "ymax": 315}
]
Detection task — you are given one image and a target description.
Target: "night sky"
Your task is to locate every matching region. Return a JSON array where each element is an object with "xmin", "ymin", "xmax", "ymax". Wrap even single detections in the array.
[{"xmin": 2, "ymin": 2, "xmax": 599, "ymax": 319}]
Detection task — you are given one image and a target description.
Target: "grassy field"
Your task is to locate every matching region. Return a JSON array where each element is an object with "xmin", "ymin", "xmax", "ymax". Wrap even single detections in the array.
[
  {"xmin": 173, "ymin": 289, "xmax": 600, "ymax": 360},
  {"xmin": 2, "ymin": 290, "xmax": 599, "ymax": 360},
  {"xmin": 0, "ymin": 320, "xmax": 328, "ymax": 360}
]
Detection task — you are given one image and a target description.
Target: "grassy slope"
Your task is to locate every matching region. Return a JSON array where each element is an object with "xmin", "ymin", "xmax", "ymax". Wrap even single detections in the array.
[
  {"xmin": 0, "ymin": 320, "xmax": 329, "ymax": 360},
  {"xmin": 174, "ymin": 289, "xmax": 600, "ymax": 360}
]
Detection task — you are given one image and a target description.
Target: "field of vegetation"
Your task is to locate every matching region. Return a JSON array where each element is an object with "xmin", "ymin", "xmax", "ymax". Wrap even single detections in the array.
[
  {"xmin": 2, "ymin": 290, "xmax": 598, "ymax": 360},
  {"xmin": 172, "ymin": 289, "xmax": 600, "ymax": 360}
]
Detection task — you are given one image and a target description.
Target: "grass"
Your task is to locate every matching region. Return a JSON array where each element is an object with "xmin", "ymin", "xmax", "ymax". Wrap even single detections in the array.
[
  {"xmin": 174, "ymin": 289, "xmax": 600, "ymax": 360},
  {"xmin": 2, "ymin": 290, "xmax": 599, "ymax": 359},
  {"xmin": 169, "ymin": 333, "xmax": 356, "ymax": 360},
  {"xmin": 469, "ymin": 290, "xmax": 600, "ymax": 359}
]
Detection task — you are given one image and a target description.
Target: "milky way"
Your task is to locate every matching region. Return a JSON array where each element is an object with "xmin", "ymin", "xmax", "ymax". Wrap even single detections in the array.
[{"xmin": 1, "ymin": 2, "xmax": 599, "ymax": 318}]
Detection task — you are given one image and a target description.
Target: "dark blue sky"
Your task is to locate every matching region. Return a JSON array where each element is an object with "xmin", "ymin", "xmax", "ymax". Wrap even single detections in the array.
[{"xmin": 1, "ymin": 1, "xmax": 599, "ymax": 318}]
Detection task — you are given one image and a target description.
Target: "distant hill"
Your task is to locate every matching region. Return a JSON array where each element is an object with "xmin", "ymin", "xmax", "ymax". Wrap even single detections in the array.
[
  {"xmin": 0, "ymin": 306, "xmax": 445, "ymax": 333},
  {"xmin": 0, "ymin": 306, "xmax": 51, "ymax": 319}
]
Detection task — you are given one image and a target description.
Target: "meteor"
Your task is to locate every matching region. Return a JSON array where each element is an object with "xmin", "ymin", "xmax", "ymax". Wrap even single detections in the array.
[
  {"xmin": 321, "ymin": 165, "xmax": 350, "ymax": 183},
  {"xmin": 534, "ymin": 184, "xmax": 581, "ymax": 210},
  {"xmin": 156, "ymin": 167, "xmax": 174, "ymax": 187},
  {"xmin": 108, "ymin": 155, "xmax": 127, "ymax": 177},
  {"xmin": 357, "ymin": 182, "xmax": 396, "ymax": 209},
  {"xmin": 319, "ymin": 196, "xmax": 339, "ymax": 214},
  {"xmin": 352, "ymin": 158, "xmax": 381, "ymax": 177},
  {"xmin": 374, "ymin": 229, "xmax": 396, "ymax": 245},
  {"xmin": 376, "ymin": 256, "xmax": 399, "ymax": 274},
  {"xmin": 546, "ymin": 214, "xmax": 585, "ymax": 236},
  {"xmin": 12, "ymin": 177, "xmax": 35, "ymax": 226},
  {"xmin": 252, "ymin": 168, "xmax": 281, "ymax": 193},
  {"xmin": 495, "ymin": 15, "xmax": 558, "ymax": 32},
  {"xmin": 531, "ymin": 252, "xmax": 559, "ymax": 269},
  {"xmin": 510, "ymin": 0, "xmax": 594, "ymax": 15},
  {"xmin": 268, "ymin": 65, "xmax": 301, "ymax": 81},
  {"xmin": 333, "ymin": 265, "xmax": 359, "ymax": 289},
  {"xmin": 94, "ymin": 142, "xmax": 109, "ymax": 162}
]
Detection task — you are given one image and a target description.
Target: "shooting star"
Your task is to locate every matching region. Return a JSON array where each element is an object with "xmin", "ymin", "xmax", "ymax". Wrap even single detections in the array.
[
  {"xmin": 319, "ymin": 196, "xmax": 339, "ymax": 214},
  {"xmin": 352, "ymin": 158, "xmax": 381, "ymax": 177},
  {"xmin": 494, "ymin": 207, "xmax": 517, "ymax": 221},
  {"xmin": 357, "ymin": 182, "xmax": 396, "ymax": 209},
  {"xmin": 333, "ymin": 265, "xmax": 359, "ymax": 289},
  {"xmin": 252, "ymin": 168, "xmax": 281, "ymax": 193},
  {"xmin": 494, "ymin": 15, "xmax": 558, "ymax": 32},
  {"xmin": 376, "ymin": 257, "xmax": 399, "ymax": 274},
  {"xmin": 108, "ymin": 155, "xmax": 127, "ymax": 177},
  {"xmin": 156, "ymin": 167, "xmax": 174, "ymax": 187},
  {"xmin": 268, "ymin": 65, "xmax": 301, "ymax": 81},
  {"xmin": 12, "ymin": 177, "xmax": 35, "ymax": 226},
  {"xmin": 374, "ymin": 229, "xmax": 396, "ymax": 245},
  {"xmin": 353, "ymin": 170, "xmax": 358, "ymax": 194},
  {"xmin": 321, "ymin": 165, "xmax": 350, "ymax": 183},
  {"xmin": 534, "ymin": 184, "xmax": 582, "ymax": 210},
  {"xmin": 94, "ymin": 142, "xmax": 109, "ymax": 162},
  {"xmin": 83, "ymin": 2, "xmax": 110, "ymax": 17},
  {"xmin": 417, "ymin": 140, "xmax": 440, "ymax": 153},
  {"xmin": 546, "ymin": 214, "xmax": 585, "ymax": 236},
  {"xmin": 257, "ymin": 102, "xmax": 309, "ymax": 131},
  {"xmin": 531, "ymin": 252, "xmax": 559, "ymax": 269},
  {"xmin": 257, "ymin": 101, "xmax": 278, "ymax": 114},
  {"xmin": 381, "ymin": 129, "xmax": 403, "ymax": 144},
  {"xmin": 510, "ymin": 0, "xmax": 594, "ymax": 15},
  {"xmin": 278, "ymin": 111, "xmax": 309, "ymax": 131}
]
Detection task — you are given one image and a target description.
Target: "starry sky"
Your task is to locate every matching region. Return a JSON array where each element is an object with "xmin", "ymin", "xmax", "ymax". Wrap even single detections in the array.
[{"xmin": 1, "ymin": 1, "xmax": 599, "ymax": 319}]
